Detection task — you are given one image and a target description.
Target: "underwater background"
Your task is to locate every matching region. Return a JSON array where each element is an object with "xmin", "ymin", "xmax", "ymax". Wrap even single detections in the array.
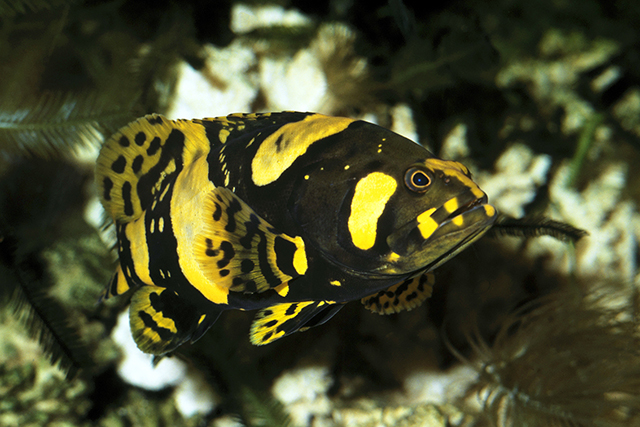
[{"xmin": 1, "ymin": 0, "xmax": 639, "ymax": 426}]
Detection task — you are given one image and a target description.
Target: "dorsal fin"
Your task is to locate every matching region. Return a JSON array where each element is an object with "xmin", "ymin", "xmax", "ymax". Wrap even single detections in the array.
[{"xmin": 96, "ymin": 114, "xmax": 210, "ymax": 223}]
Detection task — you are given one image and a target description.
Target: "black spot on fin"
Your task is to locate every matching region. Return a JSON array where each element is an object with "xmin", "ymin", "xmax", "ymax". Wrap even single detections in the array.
[
  {"xmin": 129, "ymin": 286, "xmax": 218, "ymax": 355},
  {"xmin": 195, "ymin": 187, "xmax": 308, "ymax": 293},
  {"xmin": 361, "ymin": 273, "xmax": 434, "ymax": 315},
  {"xmin": 96, "ymin": 114, "xmax": 211, "ymax": 223},
  {"xmin": 249, "ymin": 301, "xmax": 342, "ymax": 345}
]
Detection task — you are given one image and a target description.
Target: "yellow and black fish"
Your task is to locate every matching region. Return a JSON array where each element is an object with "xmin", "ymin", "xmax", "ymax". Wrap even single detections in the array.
[{"xmin": 96, "ymin": 112, "xmax": 496, "ymax": 354}]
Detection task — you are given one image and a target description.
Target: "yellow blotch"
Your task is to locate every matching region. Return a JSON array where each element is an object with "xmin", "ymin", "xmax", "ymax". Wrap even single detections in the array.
[
  {"xmin": 158, "ymin": 217, "xmax": 164, "ymax": 233},
  {"xmin": 444, "ymin": 197, "xmax": 459, "ymax": 214},
  {"xmin": 252, "ymin": 114, "xmax": 354, "ymax": 186},
  {"xmin": 274, "ymin": 283, "xmax": 289, "ymax": 297},
  {"xmin": 424, "ymin": 158, "xmax": 485, "ymax": 201},
  {"xmin": 159, "ymin": 184, "xmax": 171, "ymax": 202},
  {"xmin": 386, "ymin": 252, "xmax": 400, "ymax": 263},
  {"xmin": 152, "ymin": 159, "xmax": 176, "ymax": 196},
  {"xmin": 452, "ymin": 216, "xmax": 464, "ymax": 226},
  {"xmin": 472, "ymin": 187, "xmax": 485, "ymax": 199},
  {"xmin": 111, "ymin": 265, "xmax": 130, "ymax": 296},
  {"xmin": 153, "ymin": 310, "xmax": 177, "ymax": 333},
  {"xmin": 330, "ymin": 280, "xmax": 341, "ymax": 287},
  {"xmin": 292, "ymin": 238, "xmax": 308, "ymax": 275},
  {"xmin": 418, "ymin": 218, "xmax": 439, "ymax": 239},
  {"xmin": 416, "ymin": 208, "xmax": 436, "ymax": 223},
  {"xmin": 416, "ymin": 208, "xmax": 438, "ymax": 240},
  {"xmin": 484, "ymin": 204, "xmax": 496, "ymax": 217},
  {"xmin": 170, "ymin": 156, "xmax": 230, "ymax": 304},
  {"xmin": 344, "ymin": 165, "xmax": 350, "ymax": 170},
  {"xmin": 219, "ymin": 128, "xmax": 230, "ymax": 143},
  {"xmin": 149, "ymin": 218, "xmax": 155, "ymax": 233},
  {"xmin": 348, "ymin": 172, "xmax": 397, "ymax": 250}
]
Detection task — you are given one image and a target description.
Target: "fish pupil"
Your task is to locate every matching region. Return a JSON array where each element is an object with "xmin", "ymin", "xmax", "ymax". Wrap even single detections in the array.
[
  {"xmin": 412, "ymin": 172, "xmax": 428, "ymax": 186},
  {"xmin": 405, "ymin": 168, "xmax": 430, "ymax": 192}
]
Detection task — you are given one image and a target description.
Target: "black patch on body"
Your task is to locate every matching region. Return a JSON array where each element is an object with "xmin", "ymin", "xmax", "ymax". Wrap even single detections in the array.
[{"xmin": 273, "ymin": 236, "xmax": 298, "ymax": 277}]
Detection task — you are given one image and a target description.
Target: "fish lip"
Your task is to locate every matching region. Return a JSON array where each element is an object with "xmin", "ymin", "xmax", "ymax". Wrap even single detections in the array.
[
  {"xmin": 444, "ymin": 194, "xmax": 487, "ymax": 221},
  {"xmin": 421, "ymin": 194, "xmax": 493, "ymax": 245},
  {"xmin": 386, "ymin": 189, "xmax": 496, "ymax": 260}
]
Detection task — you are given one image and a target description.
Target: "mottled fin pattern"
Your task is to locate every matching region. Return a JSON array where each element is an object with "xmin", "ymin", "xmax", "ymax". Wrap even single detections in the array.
[
  {"xmin": 100, "ymin": 263, "xmax": 132, "ymax": 301},
  {"xmin": 96, "ymin": 114, "xmax": 209, "ymax": 223},
  {"xmin": 195, "ymin": 187, "xmax": 308, "ymax": 293},
  {"xmin": 250, "ymin": 300, "xmax": 341, "ymax": 345},
  {"xmin": 361, "ymin": 272, "xmax": 435, "ymax": 315},
  {"xmin": 129, "ymin": 285, "xmax": 215, "ymax": 354}
]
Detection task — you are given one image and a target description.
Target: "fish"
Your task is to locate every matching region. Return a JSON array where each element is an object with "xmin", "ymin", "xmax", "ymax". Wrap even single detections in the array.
[{"xmin": 95, "ymin": 111, "xmax": 496, "ymax": 354}]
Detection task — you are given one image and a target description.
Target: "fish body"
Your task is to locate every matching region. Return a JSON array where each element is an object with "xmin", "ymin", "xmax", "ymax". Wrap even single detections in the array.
[{"xmin": 96, "ymin": 112, "xmax": 496, "ymax": 353}]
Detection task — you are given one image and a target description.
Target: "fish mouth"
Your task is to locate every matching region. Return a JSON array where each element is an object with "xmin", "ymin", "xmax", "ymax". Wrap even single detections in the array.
[{"xmin": 386, "ymin": 189, "xmax": 497, "ymax": 265}]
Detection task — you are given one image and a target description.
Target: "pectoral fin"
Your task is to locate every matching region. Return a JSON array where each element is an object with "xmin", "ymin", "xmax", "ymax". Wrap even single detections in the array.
[
  {"xmin": 195, "ymin": 187, "xmax": 308, "ymax": 293},
  {"xmin": 361, "ymin": 273, "xmax": 434, "ymax": 314}
]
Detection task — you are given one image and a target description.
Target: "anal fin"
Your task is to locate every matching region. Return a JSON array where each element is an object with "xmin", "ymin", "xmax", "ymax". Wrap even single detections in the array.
[
  {"xmin": 129, "ymin": 286, "xmax": 219, "ymax": 354},
  {"xmin": 361, "ymin": 272, "xmax": 434, "ymax": 315},
  {"xmin": 250, "ymin": 301, "xmax": 343, "ymax": 345}
]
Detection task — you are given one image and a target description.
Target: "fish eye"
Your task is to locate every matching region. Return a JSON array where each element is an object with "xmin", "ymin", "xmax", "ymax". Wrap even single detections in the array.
[{"xmin": 404, "ymin": 168, "xmax": 431, "ymax": 193}]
